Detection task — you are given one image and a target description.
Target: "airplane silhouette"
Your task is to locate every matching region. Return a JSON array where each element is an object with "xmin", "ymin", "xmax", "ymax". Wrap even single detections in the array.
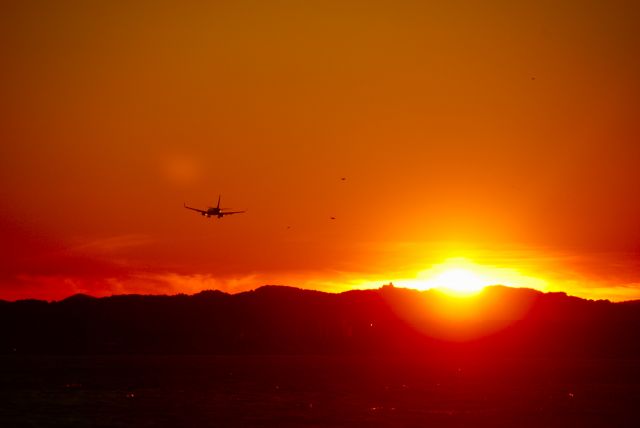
[{"xmin": 184, "ymin": 195, "xmax": 245, "ymax": 219}]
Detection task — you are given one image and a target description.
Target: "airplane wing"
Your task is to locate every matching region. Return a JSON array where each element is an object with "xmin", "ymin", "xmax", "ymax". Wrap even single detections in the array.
[
  {"xmin": 184, "ymin": 203, "xmax": 208, "ymax": 214},
  {"xmin": 220, "ymin": 210, "xmax": 246, "ymax": 216}
]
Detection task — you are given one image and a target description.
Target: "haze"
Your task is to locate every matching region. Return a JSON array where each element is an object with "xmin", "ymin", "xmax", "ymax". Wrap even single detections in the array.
[{"xmin": 1, "ymin": 0, "xmax": 639, "ymax": 301}]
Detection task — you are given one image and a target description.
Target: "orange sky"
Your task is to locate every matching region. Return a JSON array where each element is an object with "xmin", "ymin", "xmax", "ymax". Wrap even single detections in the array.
[{"xmin": 1, "ymin": 0, "xmax": 640, "ymax": 301}]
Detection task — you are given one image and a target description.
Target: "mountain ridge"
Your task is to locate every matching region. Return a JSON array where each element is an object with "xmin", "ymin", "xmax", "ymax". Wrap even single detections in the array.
[
  {"xmin": 2, "ymin": 285, "xmax": 640, "ymax": 356},
  {"xmin": 4, "ymin": 283, "xmax": 622, "ymax": 304}
]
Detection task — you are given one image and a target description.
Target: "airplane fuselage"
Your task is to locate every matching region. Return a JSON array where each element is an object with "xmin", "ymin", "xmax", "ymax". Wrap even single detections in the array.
[{"xmin": 203, "ymin": 207, "xmax": 222, "ymax": 218}]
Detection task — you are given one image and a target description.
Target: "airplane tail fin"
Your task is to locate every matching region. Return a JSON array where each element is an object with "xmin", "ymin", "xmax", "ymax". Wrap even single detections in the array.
[{"xmin": 216, "ymin": 195, "xmax": 221, "ymax": 209}]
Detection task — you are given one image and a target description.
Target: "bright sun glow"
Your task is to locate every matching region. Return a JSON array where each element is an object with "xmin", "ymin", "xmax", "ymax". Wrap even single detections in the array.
[
  {"xmin": 431, "ymin": 267, "xmax": 487, "ymax": 296},
  {"xmin": 405, "ymin": 257, "xmax": 547, "ymax": 297},
  {"xmin": 344, "ymin": 256, "xmax": 549, "ymax": 297}
]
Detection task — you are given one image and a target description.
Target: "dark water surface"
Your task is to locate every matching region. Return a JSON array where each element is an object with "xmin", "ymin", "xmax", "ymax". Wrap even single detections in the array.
[{"xmin": 1, "ymin": 355, "xmax": 639, "ymax": 427}]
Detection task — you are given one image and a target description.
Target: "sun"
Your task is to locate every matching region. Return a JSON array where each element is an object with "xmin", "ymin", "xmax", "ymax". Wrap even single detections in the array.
[
  {"xmin": 409, "ymin": 258, "xmax": 503, "ymax": 297},
  {"xmin": 431, "ymin": 267, "xmax": 487, "ymax": 296},
  {"xmin": 351, "ymin": 257, "xmax": 549, "ymax": 298}
]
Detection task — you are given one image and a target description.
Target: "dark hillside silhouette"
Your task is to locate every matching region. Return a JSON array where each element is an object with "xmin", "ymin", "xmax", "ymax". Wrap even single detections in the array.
[{"xmin": 2, "ymin": 285, "xmax": 640, "ymax": 356}]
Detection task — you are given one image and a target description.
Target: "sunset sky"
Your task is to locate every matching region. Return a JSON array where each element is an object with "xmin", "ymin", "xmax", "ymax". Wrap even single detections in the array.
[{"xmin": 1, "ymin": 0, "xmax": 639, "ymax": 301}]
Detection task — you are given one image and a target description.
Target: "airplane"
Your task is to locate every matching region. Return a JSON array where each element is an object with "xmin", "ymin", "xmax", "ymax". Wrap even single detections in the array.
[{"xmin": 184, "ymin": 195, "xmax": 246, "ymax": 219}]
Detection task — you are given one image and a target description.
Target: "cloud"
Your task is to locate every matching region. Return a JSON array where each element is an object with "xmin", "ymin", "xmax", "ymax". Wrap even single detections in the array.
[
  {"xmin": 551, "ymin": 281, "xmax": 640, "ymax": 302},
  {"xmin": 126, "ymin": 272, "xmax": 261, "ymax": 295},
  {"xmin": 70, "ymin": 234, "xmax": 155, "ymax": 254},
  {"xmin": 0, "ymin": 271, "xmax": 265, "ymax": 301}
]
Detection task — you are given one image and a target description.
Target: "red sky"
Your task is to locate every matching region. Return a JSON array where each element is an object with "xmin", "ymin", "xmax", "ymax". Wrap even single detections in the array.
[{"xmin": 1, "ymin": 0, "xmax": 640, "ymax": 301}]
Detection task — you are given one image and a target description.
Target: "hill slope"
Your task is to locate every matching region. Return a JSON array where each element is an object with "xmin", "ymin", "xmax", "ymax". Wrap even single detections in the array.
[{"xmin": 2, "ymin": 285, "xmax": 640, "ymax": 356}]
